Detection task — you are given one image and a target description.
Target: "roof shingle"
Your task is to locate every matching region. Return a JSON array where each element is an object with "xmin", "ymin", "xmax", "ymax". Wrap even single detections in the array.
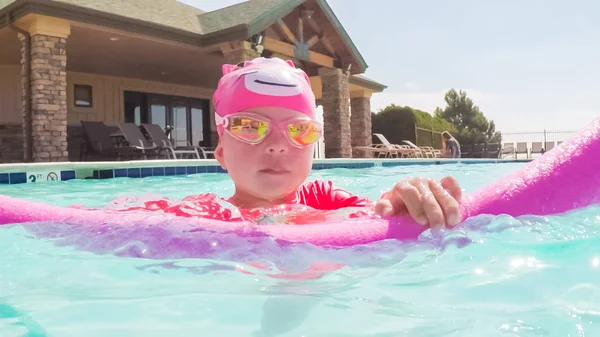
[
  {"xmin": 0, "ymin": 0, "xmax": 292, "ymax": 35},
  {"xmin": 52, "ymin": 0, "xmax": 205, "ymax": 33},
  {"xmin": 198, "ymin": 0, "xmax": 286, "ymax": 34}
]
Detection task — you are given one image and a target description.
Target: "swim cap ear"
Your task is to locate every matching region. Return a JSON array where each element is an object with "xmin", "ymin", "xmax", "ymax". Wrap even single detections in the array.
[
  {"xmin": 222, "ymin": 64, "xmax": 242, "ymax": 75},
  {"xmin": 213, "ymin": 57, "xmax": 317, "ymax": 134}
]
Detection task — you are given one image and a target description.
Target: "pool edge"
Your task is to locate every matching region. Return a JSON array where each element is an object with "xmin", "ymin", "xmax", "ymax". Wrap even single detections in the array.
[{"xmin": 0, "ymin": 158, "xmax": 532, "ymax": 185}]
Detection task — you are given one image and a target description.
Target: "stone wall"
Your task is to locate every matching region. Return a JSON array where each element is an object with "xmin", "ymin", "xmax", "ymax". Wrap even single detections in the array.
[
  {"xmin": 318, "ymin": 67, "xmax": 352, "ymax": 158},
  {"xmin": 0, "ymin": 125, "xmax": 24, "ymax": 163},
  {"xmin": 21, "ymin": 34, "xmax": 68, "ymax": 162},
  {"xmin": 350, "ymin": 96, "xmax": 372, "ymax": 158}
]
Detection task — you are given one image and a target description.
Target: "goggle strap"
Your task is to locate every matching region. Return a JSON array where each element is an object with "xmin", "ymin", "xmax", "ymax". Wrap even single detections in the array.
[{"xmin": 214, "ymin": 114, "xmax": 229, "ymax": 128}]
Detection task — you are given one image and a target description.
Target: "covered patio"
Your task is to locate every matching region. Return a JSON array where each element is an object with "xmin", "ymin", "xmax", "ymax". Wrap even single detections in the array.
[{"xmin": 0, "ymin": 0, "xmax": 386, "ymax": 163}]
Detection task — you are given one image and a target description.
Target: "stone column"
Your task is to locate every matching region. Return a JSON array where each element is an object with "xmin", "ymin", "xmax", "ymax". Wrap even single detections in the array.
[
  {"xmin": 16, "ymin": 14, "xmax": 70, "ymax": 162},
  {"xmin": 210, "ymin": 41, "xmax": 260, "ymax": 147},
  {"xmin": 318, "ymin": 67, "xmax": 351, "ymax": 158},
  {"xmin": 350, "ymin": 91, "xmax": 373, "ymax": 158}
]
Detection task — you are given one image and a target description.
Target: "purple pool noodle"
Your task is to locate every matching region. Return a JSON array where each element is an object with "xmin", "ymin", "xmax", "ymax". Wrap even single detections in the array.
[{"xmin": 0, "ymin": 117, "xmax": 599, "ymax": 248}]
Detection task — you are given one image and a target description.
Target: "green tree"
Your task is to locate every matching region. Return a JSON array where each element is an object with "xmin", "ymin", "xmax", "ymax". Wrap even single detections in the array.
[
  {"xmin": 371, "ymin": 104, "xmax": 456, "ymax": 148},
  {"xmin": 376, "ymin": 104, "xmax": 456, "ymax": 133},
  {"xmin": 434, "ymin": 89, "xmax": 501, "ymax": 144}
]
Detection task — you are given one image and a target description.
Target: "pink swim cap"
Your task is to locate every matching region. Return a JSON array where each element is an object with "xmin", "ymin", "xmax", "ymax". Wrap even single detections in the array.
[{"xmin": 213, "ymin": 57, "xmax": 317, "ymax": 134}]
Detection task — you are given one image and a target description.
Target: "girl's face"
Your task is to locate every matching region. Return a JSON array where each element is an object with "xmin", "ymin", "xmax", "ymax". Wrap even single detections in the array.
[{"xmin": 215, "ymin": 107, "xmax": 315, "ymax": 205}]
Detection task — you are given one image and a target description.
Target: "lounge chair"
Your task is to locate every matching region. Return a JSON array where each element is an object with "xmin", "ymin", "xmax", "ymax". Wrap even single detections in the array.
[
  {"xmin": 372, "ymin": 134, "xmax": 420, "ymax": 158},
  {"xmin": 354, "ymin": 143, "xmax": 401, "ymax": 158},
  {"xmin": 485, "ymin": 143, "xmax": 501, "ymax": 158},
  {"xmin": 118, "ymin": 122, "xmax": 160, "ymax": 160},
  {"xmin": 353, "ymin": 133, "xmax": 409, "ymax": 158},
  {"xmin": 141, "ymin": 123, "xmax": 211, "ymax": 159},
  {"xmin": 515, "ymin": 142, "xmax": 528, "ymax": 158},
  {"xmin": 80, "ymin": 121, "xmax": 135, "ymax": 161},
  {"xmin": 503, "ymin": 143, "xmax": 515, "ymax": 158},
  {"xmin": 531, "ymin": 142, "xmax": 543, "ymax": 156},
  {"xmin": 402, "ymin": 140, "xmax": 441, "ymax": 158},
  {"xmin": 545, "ymin": 141, "xmax": 555, "ymax": 152},
  {"xmin": 460, "ymin": 144, "xmax": 473, "ymax": 158},
  {"xmin": 471, "ymin": 143, "xmax": 485, "ymax": 158}
]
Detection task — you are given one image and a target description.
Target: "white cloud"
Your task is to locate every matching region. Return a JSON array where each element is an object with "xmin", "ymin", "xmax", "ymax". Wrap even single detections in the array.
[{"xmin": 403, "ymin": 81, "xmax": 417, "ymax": 89}]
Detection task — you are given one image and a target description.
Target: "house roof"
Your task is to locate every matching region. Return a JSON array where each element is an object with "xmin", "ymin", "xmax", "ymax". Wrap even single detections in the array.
[
  {"xmin": 351, "ymin": 74, "xmax": 387, "ymax": 92},
  {"xmin": 0, "ymin": 0, "xmax": 305, "ymax": 36},
  {"xmin": 0, "ymin": 0, "xmax": 205, "ymax": 33},
  {"xmin": 0, "ymin": 0, "xmax": 378, "ymax": 82},
  {"xmin": 198, "ymin": 0, "xmax": 289, "ymax": 35}
]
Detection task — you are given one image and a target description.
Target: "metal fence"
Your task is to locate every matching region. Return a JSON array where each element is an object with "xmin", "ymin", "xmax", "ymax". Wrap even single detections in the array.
[
  {"xmin": 499, "ymin": 129, "xmax": 577, "ymax": 159},
  {"xmin": 500, "ymin": 130, "xmax": 577, "ymax": 148},
  {"xmin": 415, "ymin": 127, "xmax": 443, "ymax": 149}
]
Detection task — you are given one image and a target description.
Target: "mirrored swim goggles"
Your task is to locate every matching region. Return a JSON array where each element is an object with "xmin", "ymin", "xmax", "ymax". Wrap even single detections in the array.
[{"xmin": 215, "ymin": 112, "xmax": 323, "ymax": 147}]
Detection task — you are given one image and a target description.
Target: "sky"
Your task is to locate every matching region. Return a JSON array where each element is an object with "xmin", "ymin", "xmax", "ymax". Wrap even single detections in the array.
[{"xmin": 180, "ymin": 0, "xmax": 600, "ymax": 133}]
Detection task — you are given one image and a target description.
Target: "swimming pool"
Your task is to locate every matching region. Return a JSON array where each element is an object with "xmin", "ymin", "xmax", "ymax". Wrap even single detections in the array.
[{"xmin": 1, "ymin": 162, "xmax": 599, "ymax": 336}]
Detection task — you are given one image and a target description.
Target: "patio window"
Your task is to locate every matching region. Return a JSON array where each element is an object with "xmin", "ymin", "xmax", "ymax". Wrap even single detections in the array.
[
  {"xmin": 124, "ymin": 91, "xmax": 211, "ymax": 147},
  {"xmin": 74, "ymin": 84, "xmax": 93, "ymax": 107}
]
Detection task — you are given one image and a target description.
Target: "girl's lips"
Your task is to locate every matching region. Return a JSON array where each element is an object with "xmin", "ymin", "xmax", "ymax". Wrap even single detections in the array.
[{"xmin": 259, "ymin": 168, "xmax": 289, "ymax": 175}]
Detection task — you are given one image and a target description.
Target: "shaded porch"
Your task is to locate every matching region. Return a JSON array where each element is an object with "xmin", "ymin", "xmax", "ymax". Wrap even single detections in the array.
[{"xmin": 0, "ymin": 0, "xmax": 386, "ymax": 163}]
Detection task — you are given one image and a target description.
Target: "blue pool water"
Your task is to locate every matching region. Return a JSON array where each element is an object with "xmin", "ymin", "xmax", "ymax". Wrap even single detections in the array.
[{"xmin": 1, "ymin": 162, "xmax": 600, "ymax": 336}]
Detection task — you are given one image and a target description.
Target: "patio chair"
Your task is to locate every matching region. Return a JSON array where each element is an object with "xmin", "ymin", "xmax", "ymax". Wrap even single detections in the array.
[
  {"xmin": 503, "ymin": 143, "xmax": 515, "ymax": 158},
  {"xmin": 118, "ymin": 122, "xmax": 160, "ymax": 160},
  {"xmin": 485, "ymin": 143, "xmax": 501, "ymax": 158},
  {"xmin": 354, "ymin": 143, "xmax": 401, "ymax": 158},
  {"xmin": 545, "ymin": 141, "xmax": 555, "ymax": 152},
  {"xmin": 141, "ymin": 123, "xmax": 211, "ymax": 159},
  {"xmin": 401, "ymin": 141, "xmax": 426, "ymax": 158},
  {"xmin": 515, "ymin": 142, "xmax": 528, "ymax": 158},
  {"xmin": 472, "ymin": 143, "xmax": 485, "ymax": 158},
  {"xmin": 402, "ymin": 140, "xmax": 442, "ymax": 158},
  {"xmin": 80, "ymin": 121, "xmax": 135, "ymax": 161},
  {"xmin": 531, "ymin": 142, "xmax": 543, "ymax": 156},
  {"xmin": 373, "ymin": 134, "xmax": 420, "ymax": 157},
  {"xmin": 460, "ymin": 144, "xmax": 473, "ymax": 158}
]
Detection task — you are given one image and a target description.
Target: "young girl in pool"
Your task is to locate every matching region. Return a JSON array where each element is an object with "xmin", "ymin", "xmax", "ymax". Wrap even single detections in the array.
[
  {"xmin": 212, "ymin": 57, "xmax": 463, "ymax": 228},
  {"xmin": 124, "ymin": 57, "xmax": 463, "ymax": 229}
]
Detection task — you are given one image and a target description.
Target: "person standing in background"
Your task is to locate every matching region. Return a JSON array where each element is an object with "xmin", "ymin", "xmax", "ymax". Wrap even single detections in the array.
[{"xmin": 441, "ymin": 131, "xmax": 461, "ymax": 158}]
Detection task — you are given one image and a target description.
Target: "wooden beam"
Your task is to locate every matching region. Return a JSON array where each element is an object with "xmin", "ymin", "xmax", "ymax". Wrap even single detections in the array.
[
  {"xmin": 276, "ymin": 19, "xmax": 295, "ymax": 43},
  {"xmin": 268, "ymin": 25, "xmax": 288, "ymax": 42},
  {"xmin": 263, "ymin": 37, "xmax": 334, "ymax": 68},
  {"xmin": 297, "ymin": 16, "xmax": 304, "ymax": 43},
  {"xmin": 303, "ymin": 15, "xmax": 336, "ymax": 57},
  {"xmin": 306, "ymin": 34, "xmax": 319, "ymax": 48},
  {"xmin": 301, "ymin": 10, "xmax": 315, "ymax": 21}
]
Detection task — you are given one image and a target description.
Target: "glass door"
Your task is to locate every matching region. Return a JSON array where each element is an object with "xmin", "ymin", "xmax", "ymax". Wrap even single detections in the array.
[
  {"xmin": 190, "ymin": 104, "xmax": 204, "ymax": 146},
  {"xmin": 126, "ymin": 92, "xmax": 211, "ymax": 147},
  {"xmin": 171, "ymin": 101, "xmax": 189, "ymax": 147},
  {"xmin": 149, "ymin": 97, "xmax": 167, "ymax": 131}
]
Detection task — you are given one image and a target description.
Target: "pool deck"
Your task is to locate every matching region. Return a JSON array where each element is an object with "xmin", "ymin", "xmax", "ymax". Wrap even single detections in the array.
[{"xmin": 0, "ymin": 158, "xmax": 533, "ymax": 185}]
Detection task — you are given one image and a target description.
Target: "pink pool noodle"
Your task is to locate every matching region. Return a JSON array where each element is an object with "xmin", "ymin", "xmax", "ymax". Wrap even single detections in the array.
[{"xmin": 0, "ymin": 117, "xmax": 599, "ymax": 247}]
